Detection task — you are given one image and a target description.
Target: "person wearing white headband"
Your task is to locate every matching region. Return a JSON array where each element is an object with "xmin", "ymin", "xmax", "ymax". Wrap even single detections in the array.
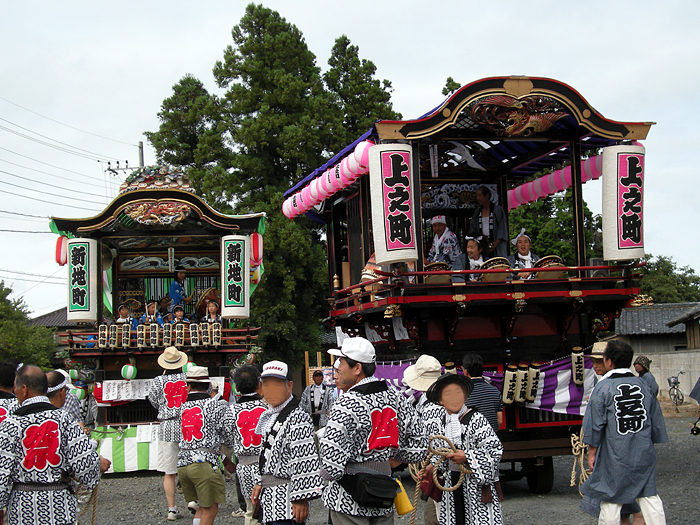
[
  {"xmin": 452, "ymin": 235, "xmax": 489, "ymax": 283},
  {"xmin": 426, "ymin": 215, "xmax": 462, "ymax": 269},
  {"xmin": 507, "ymin": 228, "xmax": 540, "ymax": 279}
]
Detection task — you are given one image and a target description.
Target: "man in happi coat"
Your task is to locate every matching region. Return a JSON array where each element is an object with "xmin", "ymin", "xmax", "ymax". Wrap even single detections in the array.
[
  {"xmin": 426, "ymin": 215, "xmax": 462, "ymax": 269},
  {"xmin": 321, "ymin": 338, "xmax": 428, "ymax": 525},
  {"xmin": 178, "ymin": 366, "xmax": 236, "ymax": 525},
  {"xmin": 0, "ymin": 365, "xmax": 109, "ymax": 525},
  {"xmin": 147, "ymin": 346, "xmax": 189, "ymax": 521},
  {"xmin": 0, "ymin": 360, "xmax": 18, "ymax": 423},
  {"xmin": 581, "ymin": 340, "xmax": 669, "ymax": 525},
  {"xmin": 251, "ymin": 361, "xmax": 323, "ymax": 525},
  {"xmin": 300, "ymin": 369, "xmax": 334, "ymax": 429},
  {"xmin": 231, "ymin": 365, "xmax": 267, "ymax": 525}
]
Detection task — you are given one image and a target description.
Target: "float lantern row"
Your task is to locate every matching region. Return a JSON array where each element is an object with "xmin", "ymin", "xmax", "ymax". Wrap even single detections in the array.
[{"xmin": 282, "ymin": 140, "xmax": 374, "ymax": 218}]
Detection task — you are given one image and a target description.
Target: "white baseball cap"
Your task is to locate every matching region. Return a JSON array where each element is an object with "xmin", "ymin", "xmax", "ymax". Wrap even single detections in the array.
[
  {"xmin": 328, "ymin": 337, "xmax": 376, "ymax": 364},
  {"xmin": 261, "ymin": 360, "xmax": 292, "ymax": 381}
]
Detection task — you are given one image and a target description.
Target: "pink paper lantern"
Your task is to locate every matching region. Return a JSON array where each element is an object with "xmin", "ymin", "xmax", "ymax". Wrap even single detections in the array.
[
  {"xmin": 354, "ymin": 141, "xmax": 373, "ymax": 172},
  {"xmin": 346, "ymin": 154, "xmax": 360, "ymax": 175},
  {"xmin": 514, "ymin": 184, "xmax": 526, "ymax": 205},
  {"xmin": 339, "ymin": 157, "xmax": 356, "ymax": 186},
  {"xmin": 554, "ymin": 170, "xmax": 567, "ymax": 191},
  {"xmin": 533, "ymin": 177, "xmax": 544, "ymax": 198},
  {"xmin": 309, "ymin": 178, "xmax": 321, "ymax": 202},
  {"xmin": 291, "ymin": 193, "xmax": 304, "ymax": 215},
  {"xmin": 315, "ymin": 177, "xmax": 330, "ymax": 200},
  {"xmin": 544, "ymin": 173, "xmax": 557, "ymax": 195},
  {"xmin": 301, "ymin": 186, "xmax": 313, "ymax": 206},
  {"xmin": 563, "ymin": 165, "xmax": 572, "ymax": 187},
  {"xmin": 521, "ymin": 183, "xmax": 532, "ymax": 202},
  {"xmin": 508, "ymin": 191, "xmax": 518, "ymax": 210},
  {"xmin": 330, "ymin": 165, "xmax": 344, "ymax": 190},
  {"xmin": 282, "ymin": 197, "xmax": 294, "ymax": 218}
]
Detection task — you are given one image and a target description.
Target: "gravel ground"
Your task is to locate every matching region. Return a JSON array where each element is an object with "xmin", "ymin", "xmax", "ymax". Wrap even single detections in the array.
[{"xmin": 82, "ymin": 416, "xmax": 699, "ymax": 525}]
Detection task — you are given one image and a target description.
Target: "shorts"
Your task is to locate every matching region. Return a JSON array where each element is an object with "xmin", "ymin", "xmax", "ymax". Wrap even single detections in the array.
[
  {"xmin": 178, "ymin": 462, "xmax": 227, "ymax": 508},
  {"xmin": 157, "ymin": 440, "xmax": 179, "ymax": 475}
]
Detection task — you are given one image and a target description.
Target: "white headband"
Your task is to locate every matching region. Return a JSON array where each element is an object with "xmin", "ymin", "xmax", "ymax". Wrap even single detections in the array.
[
  {"xmin": 511, "ymin": 228, "xmax": 531, "ymax": 245},
  {"xmin": 465, "ymin": 235, "xmax": 484, "ymax": 243},
  {"xmin": 47, "ymin": 378, "xmax": 68, "ymax": 394}
]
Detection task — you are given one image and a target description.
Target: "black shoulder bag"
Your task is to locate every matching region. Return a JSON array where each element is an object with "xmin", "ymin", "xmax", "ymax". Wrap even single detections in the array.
[{"xmin": 338, "ymin": 380, "xmax": 398, "ymax": 509}]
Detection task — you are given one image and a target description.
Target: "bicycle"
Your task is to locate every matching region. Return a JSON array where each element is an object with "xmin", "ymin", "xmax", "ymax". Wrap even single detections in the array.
[{"xmin": 668, "ymin": 371, "xmax": 685, "ymax": 405}]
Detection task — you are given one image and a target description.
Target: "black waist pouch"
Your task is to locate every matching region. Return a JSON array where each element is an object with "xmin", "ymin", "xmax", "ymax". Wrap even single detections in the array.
[{"xmin": 338, "ymin": 473, "xmax": 397, "ymax": 509}]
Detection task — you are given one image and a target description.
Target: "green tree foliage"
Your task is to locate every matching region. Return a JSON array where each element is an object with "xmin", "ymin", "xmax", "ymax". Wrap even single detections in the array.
[
  {"xmin": 0, "ymin": 282, "xmax": 55, "ymax": 367},
  {"xmin": 638, "ymin": 254, "xmax": 700, "ymax": 303},
  {"xmin": 324, "ymin": 35, "xmax": 400, "ymax": 153},
  {"xmin": 212, "ymin": 4, "xmax": 333, "ymax": 206},
  {"xmin": 144, "ymin": 75, "xmax": 234, "ymax": 209},
  {"xmin": 146, "ymin": 4, "xmax": 401, "ymax": 366},
  {"xmin": 442, "ymin": 76, "xmax": 462, "ymax": 96},
  {"xmin": 507, "ymin": 189, "xmax": 602, "ymax": 265}
]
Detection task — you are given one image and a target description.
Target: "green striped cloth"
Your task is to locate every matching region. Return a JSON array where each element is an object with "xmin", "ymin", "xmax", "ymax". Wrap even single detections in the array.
[{"xmin": 93, "ymin": 425, "xmax": 159, "ymax": 473}]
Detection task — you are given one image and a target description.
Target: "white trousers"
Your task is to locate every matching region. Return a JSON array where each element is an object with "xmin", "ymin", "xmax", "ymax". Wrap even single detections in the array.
[{"xmin": 598, "ymin": 495, "xmax": 666, "ymax": 525}]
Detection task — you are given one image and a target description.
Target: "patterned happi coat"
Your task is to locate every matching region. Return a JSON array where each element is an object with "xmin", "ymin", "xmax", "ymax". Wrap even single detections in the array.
[
  {"xmin": 0, "ymin": 391, "xmax": 18, "ymax": 424},
  {"xmin": 230, "ymin": 393, "xmax": 267, "ymax": 498},
  {"xmin": 0, "ymin": 396, "xmax": 100, "ymax": 525},
  {"xmin": 178, "ymin": 392, "xmax": 236, "ymax": 468},
  {"xmin": 257, "ymin": 398, "xmax": 324, "ymax": 523},
  {"xmin": 321, "ymin": 377, "xmax": 428, "ymax": 517},
  {"xmin": 147, "ymin": 372, "xmax": 188, "ymax": 442},
  {"xmin": 300, "ymin": 383, "xmax": 335, "ymax": 427},
  {"xmin": 427, "ymin": 229, "xmax": 462, "ymax": 269},
  {"xmin": 427, "ymin": 409, "xmax": 503, "ymax": 525},
  {"xmin": 580, "ymin": 370, "xmax": 668, "ymax": 504}
]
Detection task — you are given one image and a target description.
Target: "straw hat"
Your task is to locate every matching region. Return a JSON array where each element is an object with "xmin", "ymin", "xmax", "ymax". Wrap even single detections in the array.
[
  {"xmin": 584, "ymin": 341, "xmax": 607, "ymax": 359},
  {"xmin": 403, "ymin": 355, "xmax": 442, "ymax": 392},
  {"xmin": 157, "ymin": 346, "xmax": 188, "ymax": 370}
]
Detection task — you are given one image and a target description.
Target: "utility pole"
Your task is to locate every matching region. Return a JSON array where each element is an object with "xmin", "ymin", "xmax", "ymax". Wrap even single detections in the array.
[{"xmin": 138, "ymin": 141, "xmax": 144, "ymax": 167}]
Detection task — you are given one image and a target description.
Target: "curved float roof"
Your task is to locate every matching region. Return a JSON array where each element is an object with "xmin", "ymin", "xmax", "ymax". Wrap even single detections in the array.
[
  {"xmin": 51, "ymin": 188, "xmax": 265, "ymax": 236},
  {"xmin": 286, "ymin": 76, "xmax": 654, "ymax": 197}
]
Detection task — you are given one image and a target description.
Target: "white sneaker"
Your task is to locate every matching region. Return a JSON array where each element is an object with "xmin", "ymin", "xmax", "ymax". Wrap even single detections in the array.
[
  {"xmin": 231, "ymin": 508, "xmax": 245, "ymax": 518},
  {"xmin": 187, "ymin": 501, "xmax": 200, "ymax": 514},
  {"xmin": 167, "ymin": 510, "xmax": 183, "ymax": 521}
]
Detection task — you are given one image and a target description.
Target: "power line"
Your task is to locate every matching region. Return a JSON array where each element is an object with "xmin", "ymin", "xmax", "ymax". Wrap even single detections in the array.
[
  {"xmin": 0, "ymin": 117, "xmax": 124, "ymax": 162},
  {"xmin": 0, "ymin": 169, "xmax": 107, "ymax": 198},
  {"xmin": 11, "ymin": 267, "xmax": 65, "ymax": 294},
  {"xmin": 0, "ymin": 209, "xmax": 46, "ymax": 219},
  {"xmin": 0, "ymin": 275, "xmax": 65, "ymax": 285},
  {"xmin": 0, "ymin": 179, "xmax": 103, "ymax": 204},
  {"xmin": 0, "ymin": 268, "xmax": 66, "ymax": 280},
  {"xmin": 0, "ymin": 229, "xmax": 54, "ymax": 234},
  {"xmin": 0, "ymin": 157, "xmax": 108, "ymax": 189},
  {"xmin": 0, "ymin": 95, "xmax": 137, "ymax": 147},
  {"xmin": 0, "ymin": 146, "xmax": 106, "ymax": 182},
  {"xmin": 0, "ymin": 188, "xmax": 100, "ymax": 212}
]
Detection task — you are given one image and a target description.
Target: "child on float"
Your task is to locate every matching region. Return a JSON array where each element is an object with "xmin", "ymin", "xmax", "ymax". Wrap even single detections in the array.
[
  {"xmin": 114, "ymin": 303, "xmax": 138, "ymax": 330},
  {"xmin": 201, "ymin": 300, "xmax": 221, "ymax": 323},
  {"xmin": 172, "ymin": 305, "xmax": 189, "ymax": 324},
  {"xmin": 451, "ymin": 234, "xmax": 490, "ymax": 282},
  {"xmin": 425, "ymin": 373, "xmax": 503, "ymax": 525}
]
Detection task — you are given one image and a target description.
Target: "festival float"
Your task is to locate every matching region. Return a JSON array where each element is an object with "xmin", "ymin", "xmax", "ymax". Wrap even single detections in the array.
[
  {"xmin": 284, "ymin": 76, "xmax": 652, "ymax": 493},
  {"xmin": 50, "ymin": 166, "xmax": 265, "ymax": 472}
]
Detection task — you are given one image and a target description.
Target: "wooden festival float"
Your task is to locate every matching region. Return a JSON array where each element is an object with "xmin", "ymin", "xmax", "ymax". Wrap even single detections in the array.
[
  {"xmin": 50, "ymin": 166, "xmax": 265, "ymax": 471},
  {"xmin": 283, "ymin": 76, "xmax": 652, "ymax": 493}
]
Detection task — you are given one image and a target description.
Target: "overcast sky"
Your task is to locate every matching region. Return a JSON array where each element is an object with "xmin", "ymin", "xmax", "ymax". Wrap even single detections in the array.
[{"xmin": 1, "ymin": 1, "xmax": 698, "ymax": 318}]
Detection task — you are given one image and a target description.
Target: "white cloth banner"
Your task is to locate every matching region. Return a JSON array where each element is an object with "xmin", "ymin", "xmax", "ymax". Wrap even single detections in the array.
[
  {"xmin": 369, "ymin": 144, "xmax": 419, "ymax": 265},
  {"xmin": 602, "ymin": 144, "xmax": 645, "ymax": 260}
]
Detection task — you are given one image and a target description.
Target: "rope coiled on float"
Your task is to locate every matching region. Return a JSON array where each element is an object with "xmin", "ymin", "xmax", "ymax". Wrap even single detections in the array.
[{"xmin": 408, "ymin": 435, "xmax": 472, "ymax": 525}]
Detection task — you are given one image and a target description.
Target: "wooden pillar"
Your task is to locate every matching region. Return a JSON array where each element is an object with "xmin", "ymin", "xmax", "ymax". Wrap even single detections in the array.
[
  {"xmin": 570, "ymin": 139, "xmax": 586, "ymax": 277},
  {"xmin": 498, "ymin": 173, "xmax": 509, "ymax": 257},
  {"xmin": 412, "ymin": 141, "xmax": 424, "ymax": 276}
]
